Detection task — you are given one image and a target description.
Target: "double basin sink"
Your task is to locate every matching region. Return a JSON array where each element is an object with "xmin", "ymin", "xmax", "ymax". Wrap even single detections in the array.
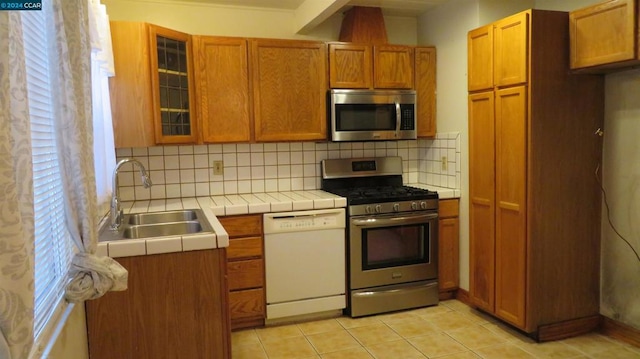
[{"xmin": 99, "ymin": 209, "xmax": 215, "ymax": 241}]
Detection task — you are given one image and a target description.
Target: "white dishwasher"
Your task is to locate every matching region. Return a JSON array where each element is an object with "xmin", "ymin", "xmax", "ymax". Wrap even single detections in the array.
[{"xmin": 263, "ymin": 208, "xmax": 346, "ymax": 323}]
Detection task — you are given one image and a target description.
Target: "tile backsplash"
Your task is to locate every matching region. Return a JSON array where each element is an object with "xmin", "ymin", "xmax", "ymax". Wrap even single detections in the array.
[{"xmin": 115, "ymin": 132, "xmax": 461, "ymax": 201}]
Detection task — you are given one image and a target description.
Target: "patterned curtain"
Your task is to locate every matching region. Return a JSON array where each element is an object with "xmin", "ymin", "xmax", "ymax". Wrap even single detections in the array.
[
  {"xmin": 45, "ymin": 0, "xmax": 127, "ymax": 302},
  {"xmin": 0, "ymin": 12, "xmax": 36, "ymax": 359}
]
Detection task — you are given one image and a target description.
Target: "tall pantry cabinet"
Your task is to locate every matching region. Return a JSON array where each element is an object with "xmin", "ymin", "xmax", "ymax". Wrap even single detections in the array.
[{"xmin": 467, "ymin": 9, "xmax": 604, "ymax": 340}]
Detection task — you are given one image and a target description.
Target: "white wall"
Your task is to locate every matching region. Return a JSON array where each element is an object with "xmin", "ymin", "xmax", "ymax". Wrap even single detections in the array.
[
  {"xmin": 101, "ymin": 0, "xmax": 418, "ymax": 44},
  {"xmin": 417, "ymin": 0, "xmax": 479, "ymax": 290},
  {"xmin": 600, "ymin": 69, "xmax": 640, "ymax": 329}
]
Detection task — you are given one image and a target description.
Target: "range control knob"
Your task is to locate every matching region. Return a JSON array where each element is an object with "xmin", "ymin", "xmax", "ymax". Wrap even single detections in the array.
[
  {"xmin": 393, "ymin": 203, "xmax": 400, "ymax": 212},
  {"xmin": 411, "ymin": 202, "xmax": 418, "ymax": 210},
  {"xmin": 420, "ymin": 201, "xmax": 427, "ymax": 209},
  {"xmin": 375, "ymin": 205, "xmax": 382, "ymax": 213},
  {"xmin": 365, "ymin": 206, "xmax": 372, "ymax": 214}
]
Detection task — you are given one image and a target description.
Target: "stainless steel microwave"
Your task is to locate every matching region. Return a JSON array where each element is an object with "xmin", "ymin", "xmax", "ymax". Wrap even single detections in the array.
[{"xmin": 329, "ymin": 89, "xmax": 417, "ymax": 142}]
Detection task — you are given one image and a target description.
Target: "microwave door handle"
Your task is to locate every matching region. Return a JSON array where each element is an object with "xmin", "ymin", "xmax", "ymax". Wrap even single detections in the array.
[{"xmin": 395, "ymin": 102, "xmax": 401, "ymax": 136}]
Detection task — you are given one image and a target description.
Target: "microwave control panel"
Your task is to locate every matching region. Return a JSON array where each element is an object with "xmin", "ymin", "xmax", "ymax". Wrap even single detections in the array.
[{"xmin": 400, "ymin": 104, "xmax": 415, "ymax": 130}]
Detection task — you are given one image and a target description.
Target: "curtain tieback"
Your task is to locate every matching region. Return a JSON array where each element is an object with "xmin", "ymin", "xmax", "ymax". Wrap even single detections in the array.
[{"xmin": 64, "ymin": 252, "xmax": 128, "ymax": 303}]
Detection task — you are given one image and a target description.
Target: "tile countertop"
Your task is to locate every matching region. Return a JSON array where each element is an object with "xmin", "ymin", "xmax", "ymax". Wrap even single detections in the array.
[{"xmin": 97, "ymin": 187, "xmax": 460, "ymax": 258}]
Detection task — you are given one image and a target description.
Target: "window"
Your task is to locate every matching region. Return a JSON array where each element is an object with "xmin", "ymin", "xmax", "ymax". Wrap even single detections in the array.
[{"xmin": 22, "ymin": 8, "xmax": 76, "ymax": 339}]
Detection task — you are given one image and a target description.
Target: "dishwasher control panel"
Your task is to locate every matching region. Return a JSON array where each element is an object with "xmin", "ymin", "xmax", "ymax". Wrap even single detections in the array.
[{"xmin": 263, "ymin": 208, "xmax": 346, "ymax": 234}]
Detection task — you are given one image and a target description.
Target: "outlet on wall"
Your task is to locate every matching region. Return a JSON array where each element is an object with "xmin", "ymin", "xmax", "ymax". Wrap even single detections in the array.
[
  {"xmin": 212, "ymin": 160, "xmax": 224, "ymax": 175},
  {"xmin": 441, "ymin": 156, "xmax": 448, "ymax": 171}
]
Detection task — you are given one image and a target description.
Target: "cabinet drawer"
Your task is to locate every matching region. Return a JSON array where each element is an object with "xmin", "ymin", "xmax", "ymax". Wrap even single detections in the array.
[
  {"xmin": 439, "ymin": 199, "xmax": 460, "ymax": 219},
  {"xmin": 228, "ymin": 259, "xmax": 264, "ymax": 290},
  {"xmin": 219, "ymin": 215, "xmax": 262, "ymax": 238},
  {"xmin": 227, "ymin": 236, "xmax": 263, "ymax": 260},
  {"xmin": 229, "ymin": 288, "xmax": 265, "ymax": 319}
]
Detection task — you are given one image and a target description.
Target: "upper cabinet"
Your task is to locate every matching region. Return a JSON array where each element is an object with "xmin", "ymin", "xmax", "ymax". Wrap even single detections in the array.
[
  {"xmin": 329, "ymin": 43, "xmax": 372, "ymax": 89},
  {"xmin": 329, "ymin": 43, "xmax": 414, "ymax": 89},
  {"xmin": 467, "ymin": 12, "xmax": 528, "ymax": 92},
  {"xmin": 570, "ymin": 0, "xmax": 640, "ymax": 72},
  {"xmin": 193, "ymin": 36, "xmax": 251, "ymax": 143},
  {"xmin": 250, "ymin": 39, "xmax": 328, "ymax": 142},
  {"xmin": 110, "ymin": 22, "xmax": 197, "ymax": 148},
  {"xmin": 415, "ymin": 47, "xmax": 437, "ymax": 137}
]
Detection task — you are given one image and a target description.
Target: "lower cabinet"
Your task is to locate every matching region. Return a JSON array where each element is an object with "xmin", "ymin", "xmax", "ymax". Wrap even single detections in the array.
[
  {"xmin": 85, "ymin": 249, "xmax": 230, "ymax": 359},
  {"xmin": 438, "ymin": 199, "xmax": 460, "ymax": 299},
  {"xmin": 219, "ymin": 214, "xmax": 266, "ymax": 330}
]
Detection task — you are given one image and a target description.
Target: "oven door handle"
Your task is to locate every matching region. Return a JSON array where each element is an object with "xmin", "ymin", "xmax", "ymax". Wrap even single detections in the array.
[{"xmin": 352, "ymin": 212, "xmax": 438, "ymax": 227}]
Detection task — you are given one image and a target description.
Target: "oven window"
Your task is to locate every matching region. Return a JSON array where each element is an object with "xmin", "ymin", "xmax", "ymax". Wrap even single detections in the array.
[
  {"xmin": 362, "ymin": 223, "xmax": 430, "ymax": 270},
  {"xmin": 335, "ymin": 104, "xmax": 396, "ymax": 131}
]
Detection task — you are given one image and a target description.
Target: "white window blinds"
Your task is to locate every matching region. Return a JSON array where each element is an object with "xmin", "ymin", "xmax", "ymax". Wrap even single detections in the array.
[{"xmin": 22, "ymin": 8, "xmax": 75, "ymax": 338}]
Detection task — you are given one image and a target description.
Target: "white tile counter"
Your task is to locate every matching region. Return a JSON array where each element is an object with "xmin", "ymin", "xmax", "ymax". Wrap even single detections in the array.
[
  {"xmin": 97, "ymin": 190, "xmax": 347, "ymax": 258},
  {"xmin": 97, "ymin": 187, "xmax": 458, "ymax": 258}
]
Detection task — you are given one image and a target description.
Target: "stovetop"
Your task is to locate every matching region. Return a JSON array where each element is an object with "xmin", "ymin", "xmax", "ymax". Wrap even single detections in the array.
[{"xmin": 325, "ymin": 185, "xmax": 438, "ymax": 205}]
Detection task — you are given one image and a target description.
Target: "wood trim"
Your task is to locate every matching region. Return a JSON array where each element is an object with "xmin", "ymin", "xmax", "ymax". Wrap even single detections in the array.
[
  {"xmin": 537, "ymin": 315, "xmax": 601, "ymax": 342},
  {"xmin": 601, "ymin": 316, "xmax": 640, "ymax": 348},
  {"xmin": 455, "ymin": 288, "xmax": 472, "ymax": 306}
]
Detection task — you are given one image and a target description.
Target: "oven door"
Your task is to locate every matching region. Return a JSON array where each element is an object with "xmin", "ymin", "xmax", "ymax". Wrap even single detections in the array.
[{"xmin": 349, "ymin": 211, "xmax": 438, "ymax": 289}]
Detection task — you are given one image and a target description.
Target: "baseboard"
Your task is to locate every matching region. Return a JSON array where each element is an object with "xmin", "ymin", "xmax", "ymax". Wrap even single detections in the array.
[
  {"xmin": 455, "ymin": 288, "xmax": 471, "ymax": 305},
  {"xmin": 601, "ymin": 316, "xmax": 640, "ymax": 348},
  {"xmin": 537, "ymin": 315, "xmax": 601, "ymax": 342},
  {"xmin": 439, "ymin": 290, "xmax": 457, "ymax": 301}
]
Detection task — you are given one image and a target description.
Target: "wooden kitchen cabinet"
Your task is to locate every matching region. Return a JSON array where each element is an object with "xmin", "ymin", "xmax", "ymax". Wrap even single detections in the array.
[
  {"xmin": 86, "ymin": 249, "xmax": 230, "ymax": 359},
  {"xmin": 219, "ymin": 214, "xmax": 266, "ymax": 330},
  {"xmin": 329, "ymin": 43, "xmax": 373, "ymax": 89},
  {"xmin": 467, "ymin": 9, "xmax": 604, "ymax": 340},
  {"xmin": 193, "ymin": 36, "xmax": 251, "ymax": 143},
  {"xmin": 438, "ymin": 198, "xmax": 459, "ymax": 299},
  {"xmin": 374, "ymin": 45, "xmax": 414, "ymax": 89},
  {"xmin": 328, "ymin": 43, "xmax": 414, "ymax": 89},
  {"xmin": 467, "ymin": 25, "xmax": 493, "ymax": 92},
  {"xmin": 250, "ymin": 39, "xmax": 327, "ymax": 142},
  {"xmin": 415, "ymin": 47, "xmax": 437, "ymax": 137},
  {"xmin": 109, "ymin": 22, "xmax": 198, "ymax": 147},
  {"xmin": 570, "ymin": 0, "xmax": 640, "ymax": 72}
]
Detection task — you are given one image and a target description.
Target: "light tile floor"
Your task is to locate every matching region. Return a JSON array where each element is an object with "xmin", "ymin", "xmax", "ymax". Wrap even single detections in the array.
[{"xmin": 232, "ymin": 300, "xmax": 640, "ymax": 359}]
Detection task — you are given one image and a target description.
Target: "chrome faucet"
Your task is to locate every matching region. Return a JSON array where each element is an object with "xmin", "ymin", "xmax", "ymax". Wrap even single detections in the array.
[{"xmin": 110, "ymin": 158, "xmax": 152, "ymax": 230}]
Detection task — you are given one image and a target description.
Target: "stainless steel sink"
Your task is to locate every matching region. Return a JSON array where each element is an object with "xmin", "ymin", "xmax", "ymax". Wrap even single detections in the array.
[
  {"xmin": 127, "ymin": 210, "xmax": 198, "ymax": 225},
  {"xmin": 99, "ymin": 208, "xmax": 214, "ymax": 241},
  {"xmin": 123, "ymin": 221, "xmax": 203, "ymax": 239}
]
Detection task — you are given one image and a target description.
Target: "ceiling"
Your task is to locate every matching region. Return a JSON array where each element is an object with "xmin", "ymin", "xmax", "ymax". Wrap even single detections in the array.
[{"xmin": 166, "ymin": 0, "xmax": 449, "ymax": 16}]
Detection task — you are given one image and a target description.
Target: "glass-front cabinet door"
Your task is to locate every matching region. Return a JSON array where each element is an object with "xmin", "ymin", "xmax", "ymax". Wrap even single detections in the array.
[{"xmin": 148, "ymin": 25, "xmax": 198, "ymax": 144}]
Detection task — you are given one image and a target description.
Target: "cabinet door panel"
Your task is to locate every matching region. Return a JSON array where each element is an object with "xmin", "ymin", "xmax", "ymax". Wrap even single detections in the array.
[
  {"xmin": 228, "ymin": 259, "xmax": 264, "ymax": 290},
  {"xmin": 570, "ymin": 0, "xmax": 636, "ymax": 69},
  {"xmin": 373, "ymin": 45, "xmax": 414, "ymax": 88},
  {"xmin": 415, "ymin": 47, "xmax": 437, "ymax": 137},
  {"xmin": 468, "ymin": 25, "xmax": 494, "ymax": 91},
  {"xmin": 251, "ymin": 39, "xmax": 327, "ymax": 142},
  {"xmin": 109, "ymin": 22, "xmax": 156, "ymax": 148},
  {"xmin": 148, "ymin": 25, "xmax": 198, "ymax": 144},
  {"xmin": 439, "ymin": 217, "xmax": 459, "ymax": 291},
  {"xmin": 329, "ymin": 43, "xmax": 372, "ymax": 89},
  {"xmin": 227, "ymin": 236, "xmax": 263, "ymax": 260},
  {"xmin": 229, "ymin": 288, "xmax": 265, "ymax": 320},
  {"xmin": 194, "ymin": 36, "xmax": 251, "ymax": 143},
  {"xmin": 219, "ymin": 215, "xmax": 262, "ymax": 237},
  {"xmin": 495, "ymin": 86, "xmax": 527, "ymax": 328},
  {"xmin": 86, "ymin": 251, "xmax": 229, "ymax": 359},
  {"xmin": 494, "ymin": 13, "xmax": 528, "ymax": 88},
  {"xmin": 468, "ymin": 91, "xmax": 496, "ymax": 312}
]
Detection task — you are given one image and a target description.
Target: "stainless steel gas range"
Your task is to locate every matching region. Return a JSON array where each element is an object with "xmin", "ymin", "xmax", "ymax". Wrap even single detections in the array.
[{"xmin": 321, "ymin": 156, "xmax": 439, "ymax": 317}]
